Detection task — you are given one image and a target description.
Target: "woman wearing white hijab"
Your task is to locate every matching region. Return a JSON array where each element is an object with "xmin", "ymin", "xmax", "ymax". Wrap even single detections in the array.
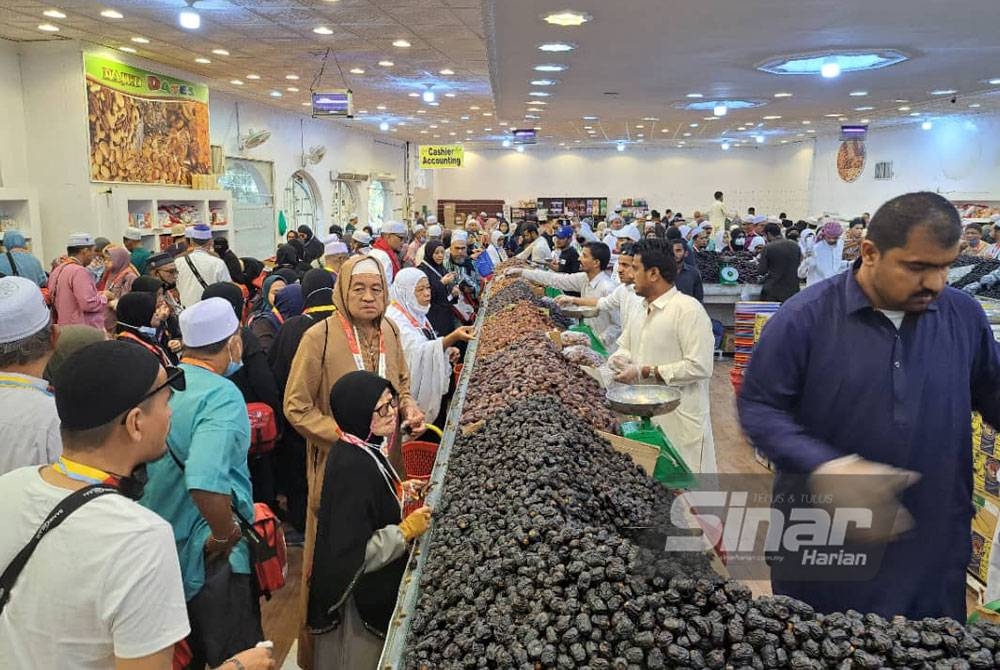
[{"xmin": 386, "ymin": 268, "xmax": 475, "ymax": 423}]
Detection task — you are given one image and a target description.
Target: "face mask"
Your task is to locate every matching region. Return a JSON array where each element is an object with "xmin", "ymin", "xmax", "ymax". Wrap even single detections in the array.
[
  {"xmin": 224, "ymin": 338, "xmax": 244, "ymax": 377},
  {"xmin": 733, "ymin": 238, "xmax": 745, "ymax": 248},
  {"xmin": 138, "ymin": 325, "xmax": 158, "ymax": 338}
]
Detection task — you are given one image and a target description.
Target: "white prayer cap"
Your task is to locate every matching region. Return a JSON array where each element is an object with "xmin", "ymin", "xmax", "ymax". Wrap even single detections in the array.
[
  {"xmin": 766, "ymin": 215, "xmax": 781, "ymax": 224},
  {"xmin": 352, "ymin": 230, "xmax": 372, "ymax": 244},
  {"xmin": 351, "ymin": 257, "xmax": 382, "ymax": 276},
  {"xmin": 479, "ymin": 211, "xmax": 488, "ymax": 217},
  {"xmin": 678, "ymin": 225, "xmax": 692, "ymax": 239},
  {"xmin": 179, "ymin": 297, "xmax": 239, "ymax": 348},
  {"xmin": 427, "ymin": 224, "xmax": 443, "ymax": 237},
  {"xmin": 426, "ymin": 215, "xmax": 438, "ymax": 225},
  {"xmin": 325, "ymin": 240, "xmax": 349, "ymax": 256},
  {"xmin": 67, "ymin": 232, "xmax": 95, "ymax": 247},
  {"xmin": 412, "ymin": 224, "xmax": 425, "ymax": 233},
  {"xmin": 123, "ymin": 227, "xmax": 143, "ymax": 241},
  {"xmin": 615, "ymin": 224, "xmax": 641, "ymax": 242},
  {"xmin": 452, "ymin": 229, "xmax": 469, "ymax": 243},
  {"xmin": 184, "ymin": 226, "xmax": 196, "ymax": 238},
  {"xmin": 189, "ymin": 224, "xmax": 213, "ymax": 241},
  {"xmin": 752, "ymin": 215, "xmax": 768, "ymax": 225},
  {"xmin": 0, "ymin": 277, "xmax": 50, "ymax": 344},
  {"xmin": 382, "ymin": 220, "xmax": 407, "ymax": 236}
]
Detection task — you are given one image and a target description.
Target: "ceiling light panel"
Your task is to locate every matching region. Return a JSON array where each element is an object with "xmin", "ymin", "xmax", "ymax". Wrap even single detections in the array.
[{"xmin": 542, "ymin": 10, "xmax": 591, "ymax": 26}]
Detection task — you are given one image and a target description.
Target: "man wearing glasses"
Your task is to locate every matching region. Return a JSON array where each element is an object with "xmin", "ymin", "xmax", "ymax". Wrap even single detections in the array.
[
  {"xmin": 141, "ymin": 298, "xmax": 262, "ymax": 669},
  {"xmin": 147, "ymin": 252, "xmax": 184, "ymax": 314},
  {"xmin": 370, "ymin": 220, "xmax": 408, "ymax": 284}
]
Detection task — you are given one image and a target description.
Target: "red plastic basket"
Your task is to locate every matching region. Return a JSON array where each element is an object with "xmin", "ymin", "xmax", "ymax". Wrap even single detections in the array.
[
  {"xmin": 730, "ymin": 367, "xmax": 744, "ymax": 395},
  {"xmin": 402, "ymin": 440, "xmax": 439, "ymax": 479}
]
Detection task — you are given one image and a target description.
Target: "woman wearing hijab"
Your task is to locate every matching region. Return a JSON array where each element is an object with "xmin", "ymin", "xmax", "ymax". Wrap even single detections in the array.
[
  {"xmin": 213, "ymin": 236, "xmax": 245, "ymax": 284},
  {"xmin": 298, "ymin": 224, "xmax": 325, "ymax": 264},
  {"xmin": 0, "ymin": 230, "xmax": 48, "ymax": 286},
  {"xmin": 722, "ymin": 228, "xmax": 748, "ymax": 255},
  {"xmin": 113, "ymin": 291, "xmax": 174, "ymax": 368},
  {"xmin": 284, "ymin": 255, "xmax": 423, "ymax": 670},
  {"xmin": 98, "ymin": 246, "xmax": 138, "ymax": 297},
  {"xmin": 308, "ymin": 370, "xmax": 431, "ymax": 669},
  {"xmin": 268, "ymin": 269, "xmax": 337, "ymax": 540},
  {"xmin": 240, "ymin": 257, "xmax": 265, "ymax": 302},
  {"xmin": 250, "ymin": 274, "xmax": 287, "ymax": 326},
  {"xmin": 386, "ymin": 268, "xmax": 475, "ymax": 425},
  {"xmin": 130, "ymin": 275, "xmax": 183, "ymax": 357},
  {"xmin": 276, "ymin": 241, "xmax": 311, "ymax": 278},
  {"xmin": 417, "ymin": 240, "xmax": 459, "ymax": 339},
  {"xmin": 251, "ymin": 282, "xmax": 304, "ymax": 354}
]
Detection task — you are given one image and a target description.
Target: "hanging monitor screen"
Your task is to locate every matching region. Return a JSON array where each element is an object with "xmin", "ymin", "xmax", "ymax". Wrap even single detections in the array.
[
  {"xmin": 312, "ymin": 90, "xmax": 353, "ymax": 118},
  {"xmin": 840, "ymin": 125, "xmax": 868, "ymax": 141},
  {"xmin": 512, "ymin": 128, "xmax": 537, "ymax": 144}
]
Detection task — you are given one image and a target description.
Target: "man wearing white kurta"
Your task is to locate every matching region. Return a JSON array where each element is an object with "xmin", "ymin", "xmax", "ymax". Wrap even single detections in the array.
[
  {"xmin": 562, "ymin": 244, "xmax": 644, "ymax": 354},
  {"xmin": 512, "ymin": 242, "xmax": 620, "ymax": 348},
  {"xmin": 609, "ymin": 238, "xmax": 717, "ymax": 473}
]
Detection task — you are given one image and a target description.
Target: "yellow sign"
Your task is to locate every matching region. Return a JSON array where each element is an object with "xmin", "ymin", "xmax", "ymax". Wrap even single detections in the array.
[{"xmin": 419, "ymin": 145, "xmax": 464, "ymax": 169}]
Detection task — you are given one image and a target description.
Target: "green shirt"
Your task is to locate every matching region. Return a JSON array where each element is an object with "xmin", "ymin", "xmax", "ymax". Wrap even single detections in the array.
[{"xmin": 130, "ymin": 247, "xmax": 152, "ymax": 275}]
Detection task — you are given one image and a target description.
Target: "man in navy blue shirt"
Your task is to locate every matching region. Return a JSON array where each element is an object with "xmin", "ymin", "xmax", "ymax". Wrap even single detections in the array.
[{"xmin": 739, "ymin": 191, "xmax": 1000, "ymax": 620}]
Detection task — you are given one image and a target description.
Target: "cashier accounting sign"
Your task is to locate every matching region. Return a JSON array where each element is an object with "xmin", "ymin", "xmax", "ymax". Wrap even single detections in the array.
[{"xmin": 419, "ymin": 145, "xmax": 464, "ymax": 169}]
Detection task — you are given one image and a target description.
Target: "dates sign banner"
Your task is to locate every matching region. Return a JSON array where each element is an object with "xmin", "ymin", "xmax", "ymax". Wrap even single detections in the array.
[{"xmin": 84, "ymin": 53, "xmax": 211, "ymax": 185}]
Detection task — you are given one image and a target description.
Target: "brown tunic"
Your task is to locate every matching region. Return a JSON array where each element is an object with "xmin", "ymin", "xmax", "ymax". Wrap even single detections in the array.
[{"xmin": 283, "ymin": 255, "xmax": 413, "ymax": 669}]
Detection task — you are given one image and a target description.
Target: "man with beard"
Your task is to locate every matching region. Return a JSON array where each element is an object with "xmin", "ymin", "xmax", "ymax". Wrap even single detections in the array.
[{"xmin": 740, "ymin": 192, "xmax": 1000, "ymax": 620}]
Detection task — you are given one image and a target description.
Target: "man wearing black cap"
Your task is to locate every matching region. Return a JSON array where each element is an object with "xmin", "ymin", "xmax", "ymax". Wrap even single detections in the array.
[
  {"xmin": 0, "ymin": 340, "xmax": 189, "ymax": 668},
  {"xmin": 147, "ymin": 252, "xmax": 184, "ymax": 316},
  {"xmin": 141, "ymin": 298, "xmax": 261, "ymax": 669}
]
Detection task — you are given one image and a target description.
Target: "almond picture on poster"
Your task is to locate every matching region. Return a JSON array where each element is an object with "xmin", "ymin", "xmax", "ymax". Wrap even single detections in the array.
[{"xmin": 837, "ymin": 139, "xmax": 866, "ymax": 183}]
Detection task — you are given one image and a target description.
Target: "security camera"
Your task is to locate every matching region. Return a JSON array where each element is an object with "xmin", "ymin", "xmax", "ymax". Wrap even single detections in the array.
[{"xmin": 951, "ymin": 96, "xmax": 957, "ymax": 104}]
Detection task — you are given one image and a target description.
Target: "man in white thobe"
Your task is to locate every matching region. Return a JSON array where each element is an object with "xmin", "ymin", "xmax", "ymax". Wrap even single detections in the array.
[
  {"xmin": 512, "ymin": 242, "xmax": 619, "ymax": 348},
  {"xmin": 562, "ymin": 243, "xmax": 644, "ymax": 354},
  {"xmin": 609, "ymin": 238, "xmax": 717, "ymax": 473}
]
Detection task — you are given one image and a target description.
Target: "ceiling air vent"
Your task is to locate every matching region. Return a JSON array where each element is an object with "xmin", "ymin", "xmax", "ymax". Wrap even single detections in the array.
[{"xmin": 874, "ymin": 161, "xmax": 894, "ymax": 180}]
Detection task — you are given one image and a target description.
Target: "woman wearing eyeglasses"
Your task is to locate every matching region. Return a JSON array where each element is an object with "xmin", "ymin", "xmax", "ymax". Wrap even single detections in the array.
[
  {"xmin": 284, "ymin": 255, "xmax": 424, "ymax": 669},
  {"xmin": 307, "ymin": 370, "xmax": 431, "ymax": 669}
]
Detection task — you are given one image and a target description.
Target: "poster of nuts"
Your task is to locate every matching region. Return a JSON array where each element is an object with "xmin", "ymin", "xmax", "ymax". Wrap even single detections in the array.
[
  {"xmin": 836, "ymin": 139, "xmax": 866, "ymax": 183},
  {"xmin": 85, "ymin": 54, "xmax": 210, "ymax": 186}
]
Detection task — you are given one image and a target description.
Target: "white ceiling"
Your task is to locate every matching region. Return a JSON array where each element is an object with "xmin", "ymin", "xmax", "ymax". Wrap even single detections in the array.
[{"xmin": 2, "ymin": 0, "xmax": 1000, "ymax": 148}]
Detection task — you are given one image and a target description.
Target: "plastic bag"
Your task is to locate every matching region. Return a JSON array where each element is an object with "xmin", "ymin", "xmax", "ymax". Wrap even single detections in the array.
[
  {"xmin": 560, "ymin": 331, "xmax": 591, "ymax": 347},
  {"xmin": 561, "ymin": 344, "xmax": 605, "ymax": 367}
]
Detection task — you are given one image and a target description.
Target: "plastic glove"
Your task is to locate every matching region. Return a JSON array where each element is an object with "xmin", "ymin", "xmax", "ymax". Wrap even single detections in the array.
[
  {"xmin": 612, "ymin": 363, "xmax": 643, "ymax": 384},
  {"xmin": 607, "ymin": 354, "xmax": 631, "ymax": 373},
  {"xmin": 504, "ymin": 268, "xmax": 523, "ymax": 278},
  {"xmin": 399, "ymin": 506, "xmax": 432, "ymax": 541},
  {"xmin": 554, "ymin": 294, "xmax": 576, "ymax": 306},
  {"xmin": 809, "ymin": 455, "xmax": 920, "ymax": 545}
]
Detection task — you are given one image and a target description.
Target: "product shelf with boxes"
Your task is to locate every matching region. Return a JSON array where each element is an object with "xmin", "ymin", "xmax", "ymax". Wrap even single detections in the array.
[
  {"xmin": 509, "ymin": 200, "xmax": 538, "ymax": 222},
  {"xmin": 0, "ymin": 187, "xmax": 43, "ymax": 257},
  {"xmin": 109, "ymin": 187, "xmax": 233, "ymax": 253},
  {"xmin": 536, "ymin": 196, "xmax": 607, "ymax": 221},
  {"xmin": 617, "ymin": 197, "xmax": 649, "ymax": 220},
  {"xmin": 950, "ymin": 199, "xmax": 1000, "ymax": 225}
]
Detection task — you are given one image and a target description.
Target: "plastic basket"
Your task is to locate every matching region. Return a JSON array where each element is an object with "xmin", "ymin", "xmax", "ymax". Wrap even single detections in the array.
[
  {"xmin": 730, "ymin": 367, "xmax": 744, "ymax": 395},
  {"xmin": 402, "ymin": 424, "xmax": 444, "ymax": 479}
]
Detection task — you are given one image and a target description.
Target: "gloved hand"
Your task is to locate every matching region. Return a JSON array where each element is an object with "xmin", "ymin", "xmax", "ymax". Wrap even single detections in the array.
[
  {"xmin": 399, "ymin": 506, "xmax": 432, "ymax": 541},
  {"xmin": 504, "ymin": 268, "xmax": 523, "ymax": 278},
  {"xmin": 607, "ymin": 354, "xmax": 631, "ymax": 373},
  {"xmin": 554, "ymin": 294, "xmax": 576, "ymax": 306},
  {"xmin": 809, "ymin": 455, "xmax": 920, "ymax": 544},
  {"xmin": 612, "ymin": 363, "xmax": 644, "ymax": 384}
]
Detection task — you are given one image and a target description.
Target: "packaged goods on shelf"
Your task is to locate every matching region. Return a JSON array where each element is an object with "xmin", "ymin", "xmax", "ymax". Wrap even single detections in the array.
[
  {"xmin": 731, "ymin": 301, "xmax": 779, "ymax": 394},
  {"xmin": 157, "ymin": 202, "xmax": 202, "ymax": 228}
]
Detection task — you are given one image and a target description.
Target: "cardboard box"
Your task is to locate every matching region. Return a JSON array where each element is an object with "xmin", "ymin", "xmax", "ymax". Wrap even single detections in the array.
[{"xmin": 598, "ymin": 430, "xmax": 658, "ymax": 476}]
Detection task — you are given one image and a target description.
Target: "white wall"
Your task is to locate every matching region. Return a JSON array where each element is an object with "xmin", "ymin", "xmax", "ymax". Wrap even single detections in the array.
[
  {"xmin": 433, "ymin": 143, "xmax": 816, "ymax": 220},
  {"xmin": 810, "ymin": 115, "xmax": 1000, "ymax": 217},
  {"xmin": 0, "ymin": 40, "xmax": 29, "ymax": 188}
]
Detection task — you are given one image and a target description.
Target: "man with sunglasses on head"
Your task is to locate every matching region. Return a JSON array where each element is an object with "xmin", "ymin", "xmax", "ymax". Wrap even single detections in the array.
[{"xmin": 141, "ymin": 297, "xmax": 262, "ymax": 670}]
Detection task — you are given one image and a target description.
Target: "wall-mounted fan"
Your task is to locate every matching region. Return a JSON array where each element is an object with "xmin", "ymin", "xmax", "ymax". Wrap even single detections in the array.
[
  {"xmin": 301, "ymin": 145, "xmax": 327, "ymax": 167},
  {"xmin": 239, "ymin": 129, "xmax": 271, "ymax": 153}
]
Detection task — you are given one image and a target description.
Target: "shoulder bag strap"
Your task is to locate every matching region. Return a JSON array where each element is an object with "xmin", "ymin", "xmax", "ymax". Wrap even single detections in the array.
[
  {"xmin": 5, "ymin": 252, "xmax": 19, "ymax": 277},
  {"xmin": 183, "ymin": 254, "xmax": 209, "ymax": 290},
  {"xmin": 0, "ymin": 484, "xmax": 118, "ymax": 614}
]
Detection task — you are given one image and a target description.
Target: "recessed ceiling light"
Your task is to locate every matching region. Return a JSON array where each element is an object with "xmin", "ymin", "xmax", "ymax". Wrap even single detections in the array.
[
  {"xmin": 483, "ymin": 112, "xmax": 493, "ymax": 117},
  {"xmin": 420, "ymin": 130, "xmax": 428, "ymax": 134},
  {"xmin": 433, "ymin": 134, "xmax": 440, "ymax": 138},
  {"xmin": 839, "ymin": 116, "xmax": 848, "ymax": 121},
  {"xmin": 38, "ymin": 23, "xmax": 60, "ymax": 32},
  {"xmin": 582, "ymin": 115, "xmax": 598, "ymax": 120},
  {"xmin": 686, "ymin": 93, "xmax": 704, "ymax": 98},
  {"xmin": 358, "ymin": 110, "xmax": 368, "ymax": 114},
  {"xmin": 441, "ymin": 119, "xmax": 449, "ymax": 124},
  {"xmin": 988, "ymin": 79, "xmax": 1000, "ymax": 85},
  {"xmin": 849, "ymin": 90, "xmax": 868, "ymax": 97},
  {"xmin": 379, "ymin": 121, "xmax": 390, "ymax": 131},
  {"xmin": 131, "ymin": 36, "xmax": 150, "ymax": 44},
  {"xmin": 100, "ymin": 9, "xmax": 123, "ymax": 19},
  {"xmin": 721, "ymin": 142, "xmax": 731, "ymax": 151},
  {"xmin": 531, "ymin": 79, "xmax": 557, "ymax": 86},
  {"xmin": 286, "ymin": 74, "xmax": 299, "ymax": 80},
  {"xmin": 398, "ymin": 122, "xmax": 406, "ymax": 126},
  {"xmin": 534, "ymin": 64, "xmax": 566, "ymax": 72},
  {"xmin": 759, "ymin": 50, "xmax": 907, "ymax": 76},
  {"xmin": 762, "ymin": 115, "xmax": 782, "ymax": 120},
  {"xmin": 269, "ymin": 91, "xmax": 282, "ymax": 97},
  {"xmin": 774, "ymin": 92, "xmax": 793, "ymax": 98},
  {"xmin": 179, "ymin": 8, "xmax": 200, "ymax": 29},
  {"xmin": 643, "ymin": 117, "xmax": 659, "ymax": 122},
  {"xmin": 444, "ymin": 92, "xmax": 456, "ymax": 98},
  {"xmin": 713, "ymin": 104, "xmax": 727, "ymax": 116},
  {"xmin": 703, "ymin": 116, "xmax": 718, "ymax": 121},
  {"xmin": 429, "ymin": 124, "xmax": 438, "ymax": 129},
  {"xmin": 824, "ymin": 113, "xmax": 842, "ymax": 118},
  {"xmin": 485, "ymin": 127, "xmax": 492, "ymax": 131},
  {"xmin": 525, "ymin": 114, "xmax": 540, "ymax": 120},
  {"xmin": 440, "ymin": 69, "xmax": 455, "ymax": 75},
  {"xmin": 542, "ymin": 10, "xmax": 591, "ymax": 26},
  {"xmin": 635, "ymin": 124, "xmax": 644, "ymax": 129},
  {"xmin": 922, "ymin": 120, "xmax": 933, "ymax": 130},
  {"xmin": 195, "ymin": 57, "xmax": 211, "ymax": 64},
  {"xmin": 527, "ymin": 108, "xmax": 543, "ymax": 112},
  {"xmin": 119, "ymin": 46, "xmax": 136, "ymax": 53},
  {"xmin": 661, "ymin": 129, "xmax": 669, "ymax": 133},
  {"xmin": 349, "ymin": 68, "xmax": 365, "ymax": 74},
  {"xmin": 820, "ymin": 62, "xmax": 841, "ymax": 78},
  {"xmin": 392, "ymin": 39, "xmax": 411, "ymax": 48},
  {"xmin": 416, "ymin": 109, "xmax": 426, "ymax": 114},
  {"xmin": 931, "ymin": 89, "xmax": 957, "ymax": 95},
  {"xmin": 378, "ymin": 60, "xmax": 394, "ymax": 67},
  {"xmin": 529, "ymin": 92, "xmax": 550, "ymax": 97},
  {"xmin": 376, "ymin": 104, "xmax": 387, "ymax": 110},
  {"xmin": 807, "ymin": 129, "xmax": 816, "ymax": 133},
  {"xmin": 246, "ymin": 74, "xmax": 261, "ymax": 80},
  {"xmin": 314, "ymin": 26, "xmax": 333, "ymax": 35},
  {"xmin": 516, "ymin": 145, "xmax": 524, "ymax": 152},
  {"xmin": 538, "ymin": 42, "xmax": 575, "ymax": 52},
  {"xmin": 970, "ymin": 103, "xmax": 982, "ymax": 108},
  {"xmin": 854, "ymin": 106, "xmax": 874, "ymax": 111},
  {"xmin": 466, "ymin": 129, "xmax": 473, "ymax": 133},
  {"xmin": 910, "ymin": 112, "xmax": 921, "ymax": 117},
  {"xmin": 781, "ymin": 140, "xmax": 789, "ymax": 144},
  {"xmin": 898, "ymin": 106, "xmax": 911, "ymax": 111},
  {"xmin": 287, "ymin": 87, "xmax": 299, "ymax": 92},
  {"xmin": 408, "ymin": 92, "xmax": 419, "ymax": 97},
  {"xmin": 860, "ymin": 118, "xmax": 871, "ymax": 123},
  {"xmin": 449, "ymin": 131, "xmax": 456, "ymax": 136},
  {"xmin": 802, "ymin": 120, "xmax": 811, "ymax": 124},
  {"xmin": 460, "ymin": 114, "xmax": 470, "ymax": 120},
  {"xmin": 689, "ymin": 123, "xmax": 699, "ymax": 128},
  {"xmin": 682, "ymin": 132, "xmax": 692, "ymax": 137},
  {"xmin": 230, "ymin": 79, "xmax": 244, "ymax": 85},
  {"xmin": 428, "ymin": 101, "xmax": 440, "ymax": 106},
  {"xmin": 43, "ymin": 9, "xmax": 66, "ymax": 18},
  {"xmin": 301, "ymin": 102, "xmax": 311, "ymax": 106},
  {"xmin": 525, "ymin": 101, "xmax": 547, "ymax": 105}
]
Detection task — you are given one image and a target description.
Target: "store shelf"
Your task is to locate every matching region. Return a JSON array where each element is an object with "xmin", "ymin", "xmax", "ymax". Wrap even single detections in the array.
[
  {"xmin": 537, "ymin": 195, "xmax": 608, "ymax": 220},
  {"xmin": 108, "ymin": 187, "xmax": 233, "ymax": 253},
  {"xmin": 0, "ymin": 187, "xmax": 42, "ymax": 256}
]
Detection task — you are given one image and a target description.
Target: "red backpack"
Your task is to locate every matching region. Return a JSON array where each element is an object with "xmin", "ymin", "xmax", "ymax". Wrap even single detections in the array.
[
  {"xmin": 246, "ymin": 402, "xmax": 278, "ymax": 456},
  {"xmin": 237, "ymin": 503, "xmax": 287, "ymax": 599}
]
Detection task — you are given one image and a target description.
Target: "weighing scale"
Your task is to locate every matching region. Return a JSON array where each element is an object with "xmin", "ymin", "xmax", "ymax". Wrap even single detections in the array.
[
  {"xmin": 606, "ymin": 385, "xmax": 694, "ymax": 489},
  {"xmin": 719, "ymin": 265, "xmax": 739, "ymax": 287},
  {"xmin": 560, "ymin": 304, "xmax": 609, "ymax": 357}
]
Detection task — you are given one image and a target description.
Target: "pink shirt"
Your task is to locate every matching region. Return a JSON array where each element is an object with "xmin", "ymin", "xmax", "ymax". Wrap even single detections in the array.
[{"xmin": 50, "ymin": 260, "xmax": 107, "ymax": 330}]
